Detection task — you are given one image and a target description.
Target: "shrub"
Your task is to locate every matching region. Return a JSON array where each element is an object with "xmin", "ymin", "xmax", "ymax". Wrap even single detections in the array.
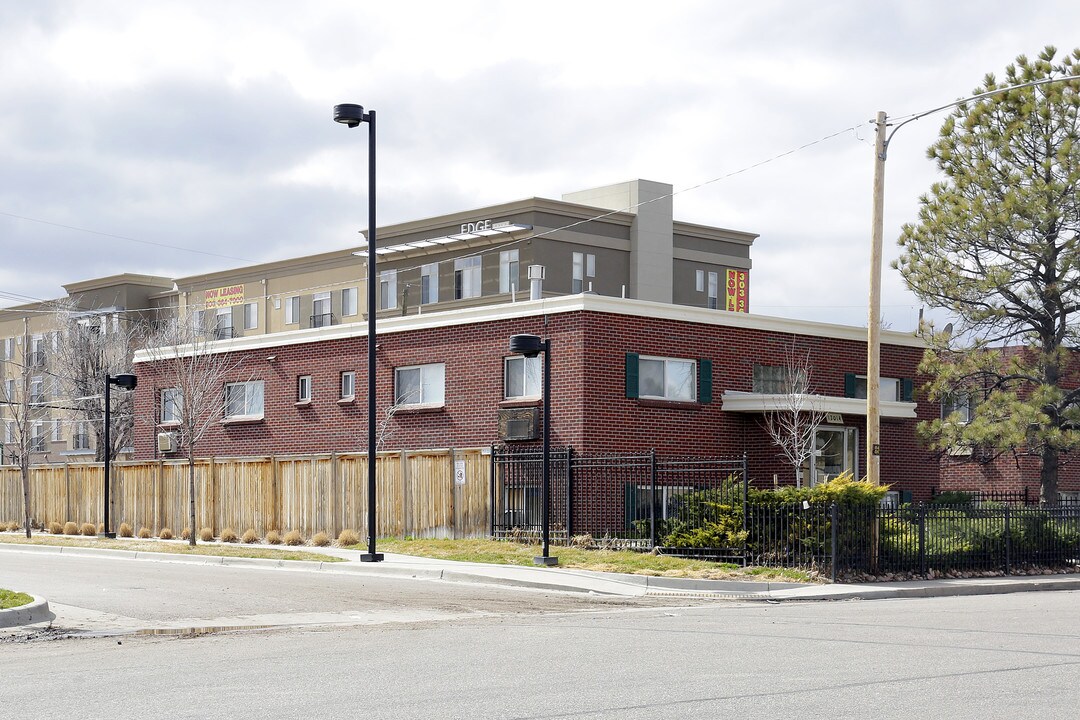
[
  {"xmin": 97, "ymin": 522, "xmax": 104, "ymax": 533},
  {"xmin": 81, "ymin": 522, "xmax": 96, "ymax": 536},
  {"xmin": 12, "ymin": 520, "xmax": 23, "ymax": 532},
  {"xmin": 118, "ymin": 522, "xmax": 134, "ymax": 538},
  {"xmin": 337, "ymin": 529, "xmax": 360, "ymax": 547},
  {"xmin": 220, "ymin": 527, "xmax": 239, "ymax": 543},
  {"xmin": 311, "ymin": 532, "xmax": 330, "ymax": 547},
  {"xmin": 283, "ymin": 530, "xmax": 304, "ymax": 546},
  {"xmin": 47, "ymin": 521, "xmax": 62, "ymax": 534},
  {"xmin": 180, "ymin": 527, "xmax": 191, "ymax": 540},
  {"xmin": 265, "ymin": 530, "xmax": 282, "ymax": 545},
  {"xmin": 242, "ymin": 529, "xmax": 259, "ymax": 544},
  {"xmin": 931, "ymin": 491, "xmax": 975, "ymax": 505},
  {"xmin": 159, "ymin": 527, "xmax": 174, "ymax": 540},
  {"xmin": 63, "ymin": 521, "xmax": 79, "ymax": 535},
  {"xmin": 138, "ymin": 527, "xmax": 151, "ymax": 539},
  {"xmin": 198, "ymin": 527, "xmax": 214, "ymax": 542}
]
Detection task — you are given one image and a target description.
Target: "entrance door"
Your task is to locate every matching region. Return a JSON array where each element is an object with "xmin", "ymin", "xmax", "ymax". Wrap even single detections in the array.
[{"xmin": 811, "ymin": 426, "xmax": 858, "ymax": 486}]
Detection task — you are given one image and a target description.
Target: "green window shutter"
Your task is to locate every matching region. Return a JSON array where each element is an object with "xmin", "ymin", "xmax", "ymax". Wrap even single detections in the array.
[
  {"xmin": 844, "ymin": 372, "xmax": 857, "ymax": 398},
  {"xmin": 698, "ymin": 359, "xmax": 713, "ymax": 404},
  {"xmin": 901, "ymin": 378, "xmax": 914, "ymax": 402},
  {"xmin": 900, "ymin": 490, "xmax": 914, "ymax": 505},
  {"xmin": 625, "ymin": 353, "xmax": 639, "ymax": 399}
]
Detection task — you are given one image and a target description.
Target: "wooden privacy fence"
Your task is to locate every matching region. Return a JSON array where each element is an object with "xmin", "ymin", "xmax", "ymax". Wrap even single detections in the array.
[{"xmin": 0, "ymin": 449, "xmax": 491, "ymax": 540}]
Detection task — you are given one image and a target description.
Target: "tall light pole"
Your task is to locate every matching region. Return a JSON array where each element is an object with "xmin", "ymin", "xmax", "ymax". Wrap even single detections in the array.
[
  {"xmin": 334, "ymin": 103, "xmax": 383, "ymax": 562},
  {"xmin": 508, "ymin": 334, "xmax": 557, "ymax": 566},
  {"xmin": 102, "ymin": 372, "xmax": 137, "ymax": 538},
  {"xmin": 865, "ymin": 74, "xmax": 1080, "ymax": 486}
]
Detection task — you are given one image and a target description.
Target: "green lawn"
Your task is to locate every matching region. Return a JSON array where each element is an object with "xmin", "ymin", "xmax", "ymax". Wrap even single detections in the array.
[
  {"xmin": 0, "ymin": 588, "xmax": 33, "ymax": 610},
  {"xmin": 371, "ymin": 538, "xmax": 819, "ymax": 582}
]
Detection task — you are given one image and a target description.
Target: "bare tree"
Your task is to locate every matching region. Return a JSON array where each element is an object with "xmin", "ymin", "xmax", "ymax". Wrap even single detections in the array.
[
  {"xmin": 1, "ymin": 319, "xmax": 37, "ymax": 537},
  {"xmin": 761, "ymin": 346, "xmax": 825, "ymax": 487},
  {"xmin": 138, "ymin": 308, "xmax": 252, "ymax": 546},
  {"xmin": 49, "ymin": 298, "xmax": 143, "ymax": 463}
]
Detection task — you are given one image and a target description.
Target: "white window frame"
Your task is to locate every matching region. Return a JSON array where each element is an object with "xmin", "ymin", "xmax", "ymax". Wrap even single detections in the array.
[
  {"xmin": 297, "ymin": 375, "xmax": 312, "ymax": 403},
  {"xmin": 31, "ymin": 422, "xmax": 44, "ymax": 452},
  {"xmin": 454, "ymin": 257, "xmax": 481, "ymax": 300},
  {"xmin": 695, "ymin": 270, "xmax": 705, "ymax": 293},
  {"xmin": 708, "ymin": 272, "xmax": 718, "ymax": 309},
  {"xmin": 420, "ymin": 264, "xmax": 439, "ymax": 305},
  {"xmin": 394, "ymin": 363, "xmax": 445, "ymax": 407},
  {"xmin": 244, "ymin": 302, "xmax": 258, "ymax": 330},
  {"xmin": 499, "ymin": 250, "xmax": 519, "ymax": 294},
  {"xmin": 943, "ymin": 393, "xmax": 973, "ymax": 423},
  {"xmin": 161, "ymin": 388, "xmax": 183, "ymax": 424},
  {"xmin": 224, "ymin": 380, "xmax": 264, "ymax": 420},
  {"xmin": 572, "ymin": 252, "xmax": 584, "ymax": 293},
  {"xmin": 638, "ymin": 356, "xmax": 697, "ymax": 402},
  {"xmin": 30, "ymin": 376, "xmax": 43, "ymax": 404},
  {"xmin": 341, "ymin": 287, "xmax": 358, "ymax": 317},
  {"xmin": 504, "ymin": 355, "xmax": 542, "ymax": 399},
  {"xmin": 341, "ymin": 371, "xmax": 356, "ymax": 400},
  {"xmin": 52, "ymin": 419, "xmax": 61, "ymax": 443},
  {"xmin": 586, "ymin": 253, "xmax": 596, "ymax": 278},
  {"xmin": 285, "ymin": 296, "xmax": 300, "ymax": 325},
  {"xmin": 4, "ymin": 420, "xmax": 13, "ymax": 443},
  {"xmin": 380, "ymin": 270, "xmax": 397, "ymax": 310},
  {"xmin": 854, "ymin": 375, "xmax": 901, "ymax": 401}
]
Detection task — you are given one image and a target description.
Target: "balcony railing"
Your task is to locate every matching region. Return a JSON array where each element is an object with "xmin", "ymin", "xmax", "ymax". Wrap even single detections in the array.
[{"xmin": 310, "ymin": 313, "xmax": 336, "ymax": 329}]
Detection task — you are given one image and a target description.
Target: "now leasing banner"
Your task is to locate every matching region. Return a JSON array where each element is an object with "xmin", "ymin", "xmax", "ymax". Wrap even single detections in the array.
[
  {"xmin": 203, "ymin": 284, "xmax": 245, "ymax": 309},
  {"xmin": 725, "ymin": 269, "xmax": 748, "ymax": 313}
]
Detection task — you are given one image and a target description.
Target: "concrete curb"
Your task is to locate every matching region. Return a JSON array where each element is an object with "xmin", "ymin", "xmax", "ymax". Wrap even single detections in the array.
[{"xmin": 0, "ymin": 595, "xmax": 53, "ymax": 628}]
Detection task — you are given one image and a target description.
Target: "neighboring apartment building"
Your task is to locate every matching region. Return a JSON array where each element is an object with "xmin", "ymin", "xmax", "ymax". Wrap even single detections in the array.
[
  {"xmin": 132, "ymin": 294, "xmax": 950, "ymax": 501},
  {"xmin": 157, "ymin": 179, "xmax": 756, "ymax": 338},
  {"xmin": 0, "ymin": 274, "xmax": 173, "ymax": 464}
]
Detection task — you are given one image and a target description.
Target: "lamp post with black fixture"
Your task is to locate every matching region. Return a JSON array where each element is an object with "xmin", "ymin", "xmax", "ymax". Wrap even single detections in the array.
[
  {"xmin": 508, "ymin": 334, "xmax": 558, "ymax": 566},
  {"xmin": 102, "ymin": 372, "xmax": 137, "ymax": 538},
  {"xmin": 333, "ymin": 102, "xmax": 383, "ymax": 562}
]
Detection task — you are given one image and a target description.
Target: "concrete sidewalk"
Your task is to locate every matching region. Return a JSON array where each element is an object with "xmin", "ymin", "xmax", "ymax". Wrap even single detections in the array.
[{"xmin": 4, "ymin": 541, "xmax": 1080, "ymax": 606}]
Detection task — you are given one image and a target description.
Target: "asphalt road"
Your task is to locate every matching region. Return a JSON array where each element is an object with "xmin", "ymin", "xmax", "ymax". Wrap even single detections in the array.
[{"xmin": 3, "ymin": 551, "xmax": 1080, "ymax": 719}]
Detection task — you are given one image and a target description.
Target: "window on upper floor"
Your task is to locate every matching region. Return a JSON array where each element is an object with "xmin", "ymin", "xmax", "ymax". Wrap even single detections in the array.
[
  {"xmin": 244, "ymin": 302, "xmax": 258, "ymax": 330},
  {"xmin": 707, "ymin": 272, "xmax": 718, "ymax": 310},
  {"xmin": 341, "ymin": 371, "xmax": 355, "ymax": 400},
  {"xmin": 421, "ymin": 264, "xmax": 439, "ymax": 305},
  {"xmin": 499, "ymin": 250, "xmax": 519, "ymax": 294},
  {"xmin": 341, "ymin": 287, "xmax": 358, "ymax": 317},
  {"xmin": 504, "ymin": 355, "xmax": 542, "ymax": 399},
  {"xmin": 395, "ymin": 363, "xmax": 445, "ymax": 407},
  {"xmin": 625, "ymin": 354, "xmax": 710, "ymax": 403},
  {"xmin": 285, "ymin": 296, "xmax": 300, "ymax": 325},
  {"xmin": 161, "ymin": 388, "xmax": 183, "ymax": 424},
  {"xmin": 845, "ymin": 374, "xmax": 912, "ymax": 402},
  {"xmin": 942, "ymin": 392, "xmax": 973, "ymax": 423},
  {"xmin": 297, "ymin": 375, "xmax": 312, "ymax": 403},
  {"xmin": 454, "ymin": 257, "xmax": 481, "ymax": 300},
  {"xmin": 380, "ymin": 270, "xmax": 397, "ymax": 310},
  {"xmin": 572, "ymin": 252, "xmax": 595, "ymax": 293},
  {"xmin": 752, "ymin": 364, "xmax": 806, "ymax": 394},
  {"xmin": 312, "ymin": 292, "xmax": 332, "ymax": 327},
  {"xmin": 224, "ymin": 380, "xmax": 264, "ymax": 419}
]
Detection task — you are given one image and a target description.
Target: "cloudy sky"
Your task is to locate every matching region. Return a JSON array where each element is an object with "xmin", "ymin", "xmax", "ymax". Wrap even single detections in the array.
[{"xmin": 1, "ymin": 1, "xmax": 1076, "ymax": 329}]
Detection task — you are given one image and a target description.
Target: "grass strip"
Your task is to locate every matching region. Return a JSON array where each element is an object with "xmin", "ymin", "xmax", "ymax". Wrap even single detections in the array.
[
  {"xmin": 372, "ymin": 538, "xmax": 818, "ymax": 582},
  {"xmin": 0, "ymin": 534, "xmax": 344, "ymax": 563},
  {"xmin": 0, "ymin": 588, "xmax": 34, "ymax": 610}
]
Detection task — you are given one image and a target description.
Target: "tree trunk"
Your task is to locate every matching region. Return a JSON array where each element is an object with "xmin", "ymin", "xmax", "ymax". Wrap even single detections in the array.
[
  {"xmin": 21, "ymin": 458, "xmax": 31, "ymax": 539},
  {"xmin": 188, "ymin": 447, "xmax": 197, "ymax": 546},
  {"xmin": 1041, "ymin": 445, "xmax": 1060, "ymax": 506}
]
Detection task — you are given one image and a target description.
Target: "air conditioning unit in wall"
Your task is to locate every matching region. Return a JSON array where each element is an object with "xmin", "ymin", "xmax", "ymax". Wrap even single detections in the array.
[
  {"xmin": 157, "ymin": 432, "xmax": 177, "ymax": 453},
  {"xmin": 498, "ymin": 407, "xmax": 540, "ymax": 441}
]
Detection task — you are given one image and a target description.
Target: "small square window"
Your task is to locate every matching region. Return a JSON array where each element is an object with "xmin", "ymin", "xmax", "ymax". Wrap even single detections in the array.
[
  {"xmin": 298, "ymin": 375, "xmax": 312, "ymax": 403},
  {"xmin": 505, "ymin": 356, "xmax": 542, "ymax": 399},
  {"xmin": 225, "ymin": 381, "xmax": 264, "ymax": 419},
  {"xmin": 341, "ymin": 371, "xmax": 356, "ymax": 399},
  {"xmin": 395, "ymin": 363, "xmax": 445, "ymax": 406}
]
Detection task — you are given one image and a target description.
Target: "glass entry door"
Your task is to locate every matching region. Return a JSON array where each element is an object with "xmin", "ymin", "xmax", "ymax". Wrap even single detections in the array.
[{"xmin": 811, "ymin": 426, "xmax": 858, "ymax": 486}]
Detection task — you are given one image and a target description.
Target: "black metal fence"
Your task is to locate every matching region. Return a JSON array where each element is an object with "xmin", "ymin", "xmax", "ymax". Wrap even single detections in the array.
[{"xmin": 491, "ymin": 448, "xmax": 746, "ymax": 550}]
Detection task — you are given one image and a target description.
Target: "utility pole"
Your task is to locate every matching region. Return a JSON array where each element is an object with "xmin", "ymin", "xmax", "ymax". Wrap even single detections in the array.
[
  {"xmin": 867, "ymin": 111, "xmax": 887, "ymax": 486},
  {"xmin": 21, "ymin": 317, "xmax": 32, "ymax": 537}
]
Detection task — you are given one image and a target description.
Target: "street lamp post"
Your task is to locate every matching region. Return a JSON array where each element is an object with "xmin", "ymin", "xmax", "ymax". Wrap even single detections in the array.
[
  {"xmin": 102, "ymin": 372, "xmax": 137, "ymax": 538},
  {"xmin": 508, "ymin": 334, "xmax": 557, "ymax": 566},
  {"xmin": 334, "ymin": 102, "xmax": 383, "ymax": 562}
]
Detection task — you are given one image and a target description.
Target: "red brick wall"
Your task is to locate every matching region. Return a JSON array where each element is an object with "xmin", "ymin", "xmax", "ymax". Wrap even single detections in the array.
[{"xmin": 133, "ymin": 308, "xmax": 940, "ymax": 497}]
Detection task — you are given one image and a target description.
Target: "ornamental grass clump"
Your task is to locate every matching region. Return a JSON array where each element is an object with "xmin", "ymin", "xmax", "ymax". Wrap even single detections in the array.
[
  {"xmin": 81, "ymin": 522, "xmax": 96, "ymax": 536},
  {"xmin": 337, "ymin": 529, "xmax": 360, "ymax": 547},
  {"xmin": 180, "ymin": 527, "xmax": 191, "ymax": 541},
  {"xmin": 265, "ymin": 530, "xmax": 282, "ymax": 545},
  {"xmin": 220, "ymin": 527, "xmax": 239, "ymax": 543},
  {"xmin": 64, "ymin": 521, "xmax": 78, "ymax": 535},
  {"xmin": 118, "ymin": 522, "xmax": 134, "ymax": 538},
  {"xmin": 241, "ymin": 529, "xmax": 259, "ymax": 544},
  {"xmin": 138, "ymin": 527, "xmax": 151, "ymax": 539},
  {"xmin": 159, "ymin": 528, "xmax": 174, "ymax": 540},
  {"xmin": 283, "ymin": 530, "xmax": 304, "ymax": 546},
  {"xmin": 198, "ymin": 527, "xmax": 214, "ymax": 542},
  {"xmin": 311, "ymin": 532, "xmax": 330, "ymax": 547},
  {"xmin": 47, "ymin": 521, "xmax": 62, "ymax": 534}
]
